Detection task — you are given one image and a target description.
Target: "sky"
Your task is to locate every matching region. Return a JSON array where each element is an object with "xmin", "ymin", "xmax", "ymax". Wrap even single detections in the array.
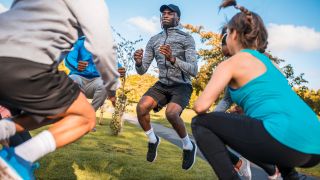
[{"xmin": 1, "ymin": 0, "xmax": 319, "ymax": 89}]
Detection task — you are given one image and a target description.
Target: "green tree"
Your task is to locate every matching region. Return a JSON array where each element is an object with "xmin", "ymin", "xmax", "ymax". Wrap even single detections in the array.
[{"xmin": 110, "ymin": 29, "xmax": 142, "ymax": 135}]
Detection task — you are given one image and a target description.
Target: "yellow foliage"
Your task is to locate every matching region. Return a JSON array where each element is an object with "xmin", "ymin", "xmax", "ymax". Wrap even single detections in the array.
[{"xmin": 124, "ymin": 74, "xmax": 158, "ymax": 103}]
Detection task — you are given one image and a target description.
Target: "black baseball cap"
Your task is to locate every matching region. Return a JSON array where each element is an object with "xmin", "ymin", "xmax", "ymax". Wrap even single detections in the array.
[{"xmin": 160, "ymin": 4, "xmax": 181, "ymax": 17}]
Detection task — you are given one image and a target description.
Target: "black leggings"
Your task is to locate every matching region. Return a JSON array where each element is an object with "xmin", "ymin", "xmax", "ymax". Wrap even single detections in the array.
[{"xmin": 191, "ymin": 112, "xmax": 320, "ymax": 180}]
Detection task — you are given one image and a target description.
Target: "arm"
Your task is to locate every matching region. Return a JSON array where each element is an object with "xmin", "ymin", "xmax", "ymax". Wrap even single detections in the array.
[
  {"xmin": 173, "ymin": 35, "xmax": 198, "ymax": 77},
  {"xmin": 214, "ymin": 88, "xmax": 233, "ymax": 112},
  {"xmin": 135, "ymin": 38, "xmax": 155, "ymax": 75},
  {"xmin": 66, "ymin": 0, "xmax": 119, "ymax": 91},
  {"xmin": 193, "ymin": 60, "xmax": 233, "ymax": 114}
]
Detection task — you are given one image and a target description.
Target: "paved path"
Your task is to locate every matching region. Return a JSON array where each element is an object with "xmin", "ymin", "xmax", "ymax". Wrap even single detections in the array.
[{"xmin": 120, "ymin": 112, "xmax": 318, "ymax": 180}]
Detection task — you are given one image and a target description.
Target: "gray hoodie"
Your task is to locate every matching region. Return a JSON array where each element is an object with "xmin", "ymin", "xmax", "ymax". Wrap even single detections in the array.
[
  {"xmin": 136, "ymin": 25, "xmax": 198, "ymax": 85},
  {"xmin": 0, "ymin": 0, "xmax": 119, "ymax": 91}
]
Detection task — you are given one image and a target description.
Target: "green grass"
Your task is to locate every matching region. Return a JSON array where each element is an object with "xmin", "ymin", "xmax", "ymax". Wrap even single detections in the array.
[{"xmin": 31, "ymin": 118, "xmax": 216, "ymax": 180}]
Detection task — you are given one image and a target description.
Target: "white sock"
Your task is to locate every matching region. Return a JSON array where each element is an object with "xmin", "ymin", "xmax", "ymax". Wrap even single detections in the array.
[
  {"xmin": 0, "ymin": 118, "xmax": 16, "ymax": 140},
  {"xmin": 15, "ymin": 130, "xmax": 56, "ymax": 163},
  {"xmin": 145, "ymin": 128, "xmax": 157, "ymax": 144},
  {"xmin": 182, "ymin": 134, "xmax": 193, "ymax": 150}
]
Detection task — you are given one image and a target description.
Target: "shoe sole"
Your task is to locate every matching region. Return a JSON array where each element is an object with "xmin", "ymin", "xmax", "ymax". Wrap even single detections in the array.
[
  {"xmin": 149, "ymin": 137, "xmax": 161, "ymax": 163},
  {"xmin": 0, "ymin": 158, "xmax": 23, "ymax": 180},
  {"xmin": 184, "ymin": 143, "xmax": 197, "ymax": 171}
]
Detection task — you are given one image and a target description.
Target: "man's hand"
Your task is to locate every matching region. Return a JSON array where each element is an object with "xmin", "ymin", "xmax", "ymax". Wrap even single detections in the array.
[
  {"xmin": 133, "ymin": 49, "xmax": 143, "ymax": 66},
  {"xmin": 159, "ymin": 45, "xmax": 176, "ymax": 64},
  {"xmin": 77, "ymin": 61, "xmax": 88, "ymax": 72},
  {"xmin": 118, "ymin": 67, "xmax": 126, "ymax": 78}
]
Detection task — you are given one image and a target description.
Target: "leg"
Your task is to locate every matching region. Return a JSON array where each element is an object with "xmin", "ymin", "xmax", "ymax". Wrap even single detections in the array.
[
  {"xmin": 192, "ymin": 119, "xmax": 239, "ymax": 180},
  {"xmin": 69, "ymin": 74, "xmax": 84, "ymax": 88},
  {"xmin": 165, "ymin": 104, "xmax": 196, "ymax": 170},
  {"xmin": 165, "ymin": 103, "xmax": 187, "ymax": 138},
  {"xmin": 136, "ymin": 82, "xmax": 167, "ymax": 162},
  {"xmin": 0, "ymin": 58, "xmax": 96, "ymax": 179},
  {"xmin": 45, "ymin": 92, "xmax": 95, "ymax": 147},
  {"xmin": 136, "ymin": 96, "xmax": 157, "ymax": 132},
  {"xmin": 12, "ymin": 91, "xmax": 95, "ymax": 147},
  {"xmin": 191, "ymin": 112, "xmax": 312, "ymax": 180},
  {"xmin": 136, "ymin": 96, "xmax": 160, "ymax": 162},
  {"xmin": 278, "ymin": 155, "xmax": 320, "ymax": 180},
  {"xmin": 84, "ymin": 78, "xmax": 107, "ymax": 111}
]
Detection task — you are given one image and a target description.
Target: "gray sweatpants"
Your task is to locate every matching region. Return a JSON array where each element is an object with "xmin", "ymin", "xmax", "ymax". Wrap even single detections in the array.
[{"xmin": 69, "ymin": 74, "xmax": 107, "ymax": 111}]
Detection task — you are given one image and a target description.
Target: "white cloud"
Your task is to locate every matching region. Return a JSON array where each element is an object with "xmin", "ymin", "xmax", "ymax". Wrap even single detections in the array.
[
  {"xmin": 0, "ymin": 3, "xmax": 8, "ymax": 13},
  {"xmin": 126, "ymin": 16, "xmax": 161, "ymax": 35},
  {"xmin": 267, "ymin": 23, "xmax": 320, "ymax": 53}
]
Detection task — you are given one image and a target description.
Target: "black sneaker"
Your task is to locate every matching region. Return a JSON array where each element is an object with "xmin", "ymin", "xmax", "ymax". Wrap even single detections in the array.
[
  {"xmin": 182, "ymin": 141, "xmax": 197, "ymax": 170},
  {"xmin": 146, "ymin": 136, "xmax": 160, "ymax": 162},
  {"xmin": 283, "ymin": 171, "xmax": 307, "ymax": 180}
]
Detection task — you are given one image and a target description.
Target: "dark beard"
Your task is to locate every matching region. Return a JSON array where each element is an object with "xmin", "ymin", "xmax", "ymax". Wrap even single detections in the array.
[{"xmin": 162, "ymin": 19, "xmax": 177, "ymax": 29}]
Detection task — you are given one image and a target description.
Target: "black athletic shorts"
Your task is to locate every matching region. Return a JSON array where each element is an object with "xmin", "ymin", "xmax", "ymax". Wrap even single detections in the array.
[
  {"xmin": 144, "ymin": 81, "xmax": 193, "ymax": 112},
  {"xmin": 0, "ymin": 57, "xmax": 80, "ymax": 122}
]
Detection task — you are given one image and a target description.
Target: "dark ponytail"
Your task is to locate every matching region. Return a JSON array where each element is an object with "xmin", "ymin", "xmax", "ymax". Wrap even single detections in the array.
[{"xmin": 219, "ymin": 0, "xmax": 268, "ymax": 53}]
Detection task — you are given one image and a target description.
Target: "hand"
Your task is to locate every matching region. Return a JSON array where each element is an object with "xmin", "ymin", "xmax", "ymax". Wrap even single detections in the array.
[
  {"xmin": 108, "ymin": 95, "xmax": 116, "ymax": 107},
  {"xmin": 77, "ymin": 61, "xmax": 88, "ymax": 72},
  {"xmin": 0, "ymin": 106, "xmax": 11, "ymax": 118},
  {"xmin": 133, "ymin": 49, "xmax": 143, "ymax": 66},
  {"xmin": 118, "ymin": 67, "xmax": 126, "ymax": 78},
  {"xmin": 159, "ymin": 45, "xmax": 175, "ymax": 63},
  {"xmin": 229, "ymin": 106, "xmax": 243, "ymax": 114}
]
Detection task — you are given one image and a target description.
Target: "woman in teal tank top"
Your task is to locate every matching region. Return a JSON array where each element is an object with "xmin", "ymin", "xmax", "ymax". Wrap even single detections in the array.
[{"xmin": 191, "ymin": 1, "xmax": 320, "ymax": 180}]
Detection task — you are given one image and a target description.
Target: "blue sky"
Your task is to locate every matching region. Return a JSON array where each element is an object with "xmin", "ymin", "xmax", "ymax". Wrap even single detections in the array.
[{"xmin": 1, "ymin": 0, "xmax": 319, "ymax": 89}]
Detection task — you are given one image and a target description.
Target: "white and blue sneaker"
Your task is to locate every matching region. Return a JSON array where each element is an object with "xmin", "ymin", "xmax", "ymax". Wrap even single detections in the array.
[
  {"xmin": 236, "ymin": 157, "xmax": 252, "ymax": 180},
  {"xmin": 0, "ymin": 147, "xmax": 39, "ymax": 180}
]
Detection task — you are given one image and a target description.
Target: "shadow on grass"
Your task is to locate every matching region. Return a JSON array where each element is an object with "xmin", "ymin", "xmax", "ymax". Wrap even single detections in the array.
[{"xmin": 32, "ymin": 118, "xmax": 215, "ymax": 180}]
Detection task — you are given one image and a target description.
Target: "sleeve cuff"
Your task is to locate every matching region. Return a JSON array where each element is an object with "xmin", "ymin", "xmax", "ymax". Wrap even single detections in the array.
[
  {"xmin": 173, "ymin": 57, "xmax": 183, "ymax": 69},
  {"xmin": 135, "ymin": 64, "xmax": 144, "ymax": 74}
]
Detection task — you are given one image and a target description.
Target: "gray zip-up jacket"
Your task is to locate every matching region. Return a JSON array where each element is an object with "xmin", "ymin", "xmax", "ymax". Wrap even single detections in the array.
[
  {"xmin": 0, "ymin": 0, "xmax": 119, "ymax": 91},
  {"xmin": 136, "ymin": 25, "xmax": 198, "ymax": 85}
]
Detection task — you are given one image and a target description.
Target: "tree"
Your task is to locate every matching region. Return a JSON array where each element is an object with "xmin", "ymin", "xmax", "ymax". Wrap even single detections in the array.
[
  {"xmin": 109, "ymin": 29, "xmax": 142, "ymax": 135},
  {"xmin": 184, "ymin": 24, "xmax": 224, "ymax": 96}
]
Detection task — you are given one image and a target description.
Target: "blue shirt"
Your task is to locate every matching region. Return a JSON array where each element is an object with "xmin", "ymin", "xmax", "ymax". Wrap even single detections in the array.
[
  {"xmin": 66, "ymin": 36, "xmax": 122, "ymax": 79},
  {"xmin": 229, "ymin": 49, "xmax": 320, "ymax": 154}
]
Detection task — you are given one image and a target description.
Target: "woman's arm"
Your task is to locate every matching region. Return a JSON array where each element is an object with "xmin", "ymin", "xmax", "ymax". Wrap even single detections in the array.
[{"xmin": 193, "ymin": 59, "xmax": 234, "ymax": 114}]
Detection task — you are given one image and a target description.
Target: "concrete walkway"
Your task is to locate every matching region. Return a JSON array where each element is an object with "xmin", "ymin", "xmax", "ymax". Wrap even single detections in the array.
[{"xmin": 121, "ymin": 112, "xmax": 319, "ymax": 180}]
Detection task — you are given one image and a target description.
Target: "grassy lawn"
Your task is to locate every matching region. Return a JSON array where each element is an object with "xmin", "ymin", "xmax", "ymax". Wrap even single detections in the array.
[{"xmin": 31, "ymin": 117, "xmax": 216, "ymax": 180}]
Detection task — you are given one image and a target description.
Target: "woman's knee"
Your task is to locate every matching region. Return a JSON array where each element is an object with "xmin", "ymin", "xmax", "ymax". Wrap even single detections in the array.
[
  {"xmin": 191, "ymin": 116, "xmax": 199, "ymax": 131},
  {"xmin": 191, "ymin": 115, "xmax": 201, "ymax": 129},
  {"xmin": 191, "ymin": 115, "xmax": 209, "ymax": 136}
]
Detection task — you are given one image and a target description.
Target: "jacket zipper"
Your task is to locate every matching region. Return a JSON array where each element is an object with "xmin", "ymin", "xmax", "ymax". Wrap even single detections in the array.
[{"xmin": 163, "ymin": 29, "xmax": 169, "ymax": 85}]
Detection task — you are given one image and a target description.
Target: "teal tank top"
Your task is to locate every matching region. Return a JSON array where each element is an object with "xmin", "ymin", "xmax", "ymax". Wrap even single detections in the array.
[{"xmin": 229, "ymin": 49, "xmax": 320, "ymax": 154}]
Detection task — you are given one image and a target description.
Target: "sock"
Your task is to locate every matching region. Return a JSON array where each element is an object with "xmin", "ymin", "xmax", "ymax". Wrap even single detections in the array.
[
  {"xmin": 145, "ymin": 128, "xmax": 157, "ymax": 144},
  {"xmin": 15, "ymin": 130, "xmax": 56, "ymax": 163},
  {"xmin": 0, "ymin": 118, "xmax": 16, "ymax": 140},
  {"xmin": 182, "ymin": 134, "xmax": 193, "ymax": 150}
]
